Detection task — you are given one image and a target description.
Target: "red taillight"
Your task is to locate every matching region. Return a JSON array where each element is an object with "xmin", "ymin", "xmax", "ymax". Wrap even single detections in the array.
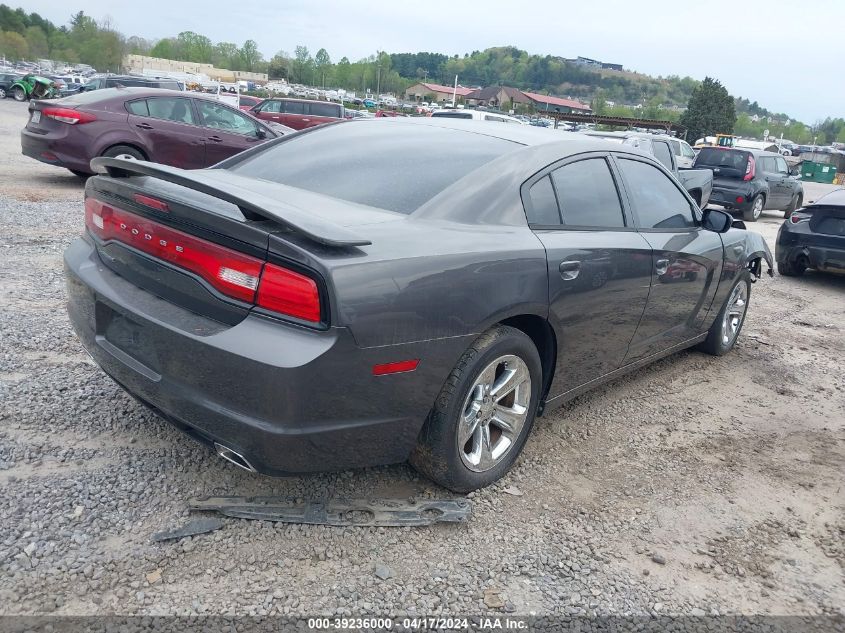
[
  {"xmin": 372, "ymin": 359, "xmax": 420, "ymax": 376},
  {"xmin": 736, "ymin": 196, "xmax": 744, "ymax": 204},
  {"xmin": 743, "ymin": 155, "xmax": 755, "ymax": 181},
  {"xmin": 85, "ymin": 198, "xmax": 262, "ymax": 302},
  {"xmin": 133, "ymin": 194, "xmax": 169, "ymax": 212},
  {"xmin": 84, "ymin": 197, "xmax": 323, "ymax": 323},
  {"xmin": 42, "ymin": 107, "xmax": 96, "ymax": 125},
  {"xmin": 256, "ymin": 263, "xmax": 321, "ymax": 323},
  {"xmin": 790, "ymin": 212, "xmax": 810, "ymax": 224}
]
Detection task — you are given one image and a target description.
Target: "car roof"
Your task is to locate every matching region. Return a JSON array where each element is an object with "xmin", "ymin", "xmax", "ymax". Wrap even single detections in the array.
[
  {"xmin": 264, "ymin": 97, "xmax": 341, "ymax": 105},
  {"xmin": 363, "ymin": 117, "xmax": 638, "ymax": 151}
]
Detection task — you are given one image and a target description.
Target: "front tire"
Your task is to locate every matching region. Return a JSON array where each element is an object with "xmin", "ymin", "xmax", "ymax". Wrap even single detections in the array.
[
  {"xmin": 410, "ymin": 325, "xmax": 542, "ymax": 493},
  {"xmin": 12, "ymin": 86, "xmax": 26, "ymax": 102},
  {"xmin": 743, "ymin": 194, "xmax": 764, "ymax": 222},
  {"xmin": 699, "ymin": 271, "xmax": 751, "ymax": 356}
]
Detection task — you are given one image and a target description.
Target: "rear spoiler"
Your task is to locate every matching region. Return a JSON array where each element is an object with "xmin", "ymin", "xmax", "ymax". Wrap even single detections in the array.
[{"xmin": 90, "ymin": 157, "xmax": 372, "ymax": 247}]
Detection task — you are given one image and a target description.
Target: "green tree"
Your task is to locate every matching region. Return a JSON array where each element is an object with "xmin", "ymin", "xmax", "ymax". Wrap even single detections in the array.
[
  {"xmin": 240, "ymin": 39, "xmax": 261, "ymax": 71},
  {"xmin": 23, "ymin": 24, "xmax": 47, "ymax": 57},
  {"xmin": 314, "ymin": 47, "xmax": 331, "ymax": 86},
  {"xmin": 0, "ymin": 29, "xmax": 28, "ymax": 58},
  {"xmin": 212, "ymin": 41, "xmax": 239, "ymax": 69},
  {"xmin": 293, "ymin": 45, "xmax": 313, "ymax": 83},
  {"xmin": 679, "ymin": 77, "xmax": 735, "ymax": 143}
]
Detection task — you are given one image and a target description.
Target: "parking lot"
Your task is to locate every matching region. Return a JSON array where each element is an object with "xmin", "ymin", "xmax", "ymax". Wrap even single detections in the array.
[{"xmin": 1, "ymin": 96, "xmax": 843, "ymax": 618}]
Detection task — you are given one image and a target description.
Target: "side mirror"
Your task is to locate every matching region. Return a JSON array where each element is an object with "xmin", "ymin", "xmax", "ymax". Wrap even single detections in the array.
[
  {"xmin": 701, "ymin": 208, "xmax": 733, "ymax": 233},
  {"xmin": 256, "ymin": 128, "xmax": 267, "ymax": 139}
]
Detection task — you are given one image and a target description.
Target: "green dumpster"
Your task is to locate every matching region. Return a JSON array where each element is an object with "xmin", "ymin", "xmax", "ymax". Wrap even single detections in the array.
[{"xmin": 801, "ymin": 161, "xmax": 837, "ymax": 184}]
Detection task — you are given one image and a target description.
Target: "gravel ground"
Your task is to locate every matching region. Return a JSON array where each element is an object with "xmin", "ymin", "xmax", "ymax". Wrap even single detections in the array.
[{"xmin": 1, "ymin": 98, "xmax": 843, "ymax": 620}]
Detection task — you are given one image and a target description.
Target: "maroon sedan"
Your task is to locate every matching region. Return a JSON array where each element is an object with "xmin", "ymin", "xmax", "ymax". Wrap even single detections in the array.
[{"xmin": 21, "ymin": 88, "xmax": 285, "ymax": 177}]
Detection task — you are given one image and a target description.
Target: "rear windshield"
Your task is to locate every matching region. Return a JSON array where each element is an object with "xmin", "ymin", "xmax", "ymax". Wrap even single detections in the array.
[
  {"xmin": 694, "ymin": 148, "xmax": 750, "ymax": 178},
  {"xmin": 229, "ymin": 122, "xmax": 518, "ymax": 213},
  {"xmin": 431, "ymin": 111, "xmax": 473, "ymax": 119}
]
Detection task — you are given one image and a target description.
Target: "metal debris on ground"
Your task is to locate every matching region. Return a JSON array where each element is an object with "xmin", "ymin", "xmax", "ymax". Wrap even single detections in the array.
[
  {"xmin": 151, "ymin": 517, "xmax": 225, "ymax": 542},
  {"xmin": 188, "ymin": 496, "xmax": 472, "ymax": 527}
]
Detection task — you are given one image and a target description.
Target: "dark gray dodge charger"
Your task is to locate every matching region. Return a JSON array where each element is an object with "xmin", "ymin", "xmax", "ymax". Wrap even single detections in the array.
[{"xmin": 64, "ymin": 118, "xmax": 773, "ymax": 492}]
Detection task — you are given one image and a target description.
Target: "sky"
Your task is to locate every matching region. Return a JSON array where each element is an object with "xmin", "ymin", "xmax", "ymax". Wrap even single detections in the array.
[{"xmin": 25, "ymin": 0, "xmax": 842, "ymax": 123}]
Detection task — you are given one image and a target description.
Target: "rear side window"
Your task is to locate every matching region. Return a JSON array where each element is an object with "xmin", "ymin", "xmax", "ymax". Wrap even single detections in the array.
[
  {"xmin": 652, "ymin": 141, "xmax": 674, "ymax": 170},
  {"xmin": 282, "ymin": 101, "xmax": 305, "ymax": 115},
  {"xmin": 147, "ymin": 97, "xmax": 196, "ymax": 125},
  {"xmin": 126, "ymin": 100, "xmax": 149, "ymax": 116},
  {"xmin": 526, "ymin": 176, "xmax": 561, "ymax": 225},
  {"xmin": 617, "ymin": 158, "xmax": 695, "ymax": 229},
  {"xmin": 432, "ymin": 111, "xmax": 472, "ymax": 119},
  {"xmin": 309, "ymin": 102, "xmax": 341, "ymax": 117},
  {"xmin": 229, "ymin": 123, "xmax": 516, "ymax": 214},
  {"xmin": 551, "ymin": 159, "xmax": 625, "ymax": 227}
]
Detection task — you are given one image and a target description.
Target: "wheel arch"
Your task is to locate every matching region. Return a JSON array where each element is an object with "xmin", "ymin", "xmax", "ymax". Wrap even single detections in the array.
[
  {"xmin": 100, "ymin": 142, "xmax": 149, "ymax": 161},
  {"xmin": 499, "ymin": 314, "xmax": 556, "ymax": 413}
]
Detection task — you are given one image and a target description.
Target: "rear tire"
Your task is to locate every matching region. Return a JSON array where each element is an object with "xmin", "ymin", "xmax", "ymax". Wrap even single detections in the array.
[
  {"xmin": 12, "ymin": 86, "xmax": 26, "ymax": 102},
  {"xmin": 778, "ymin": 255, "xmax": 807, "ymax": 277},
  {"xmin": 101, "ymin": 145, "xmax": 145, "ymax": 161},
  {"xmin": 743, "ymin": 195, "xmax": 764, "ymax": 222},
  {"xmin": 410, "ymin": 325, "xmax": 542, "ymax": 493},
  {"xmin": 0, "ymin": 88, "xmax": 6, "ymax": 99},
  {"xmin": 698, "ymin": 271, "xmax": 751, "ymax": 356}
]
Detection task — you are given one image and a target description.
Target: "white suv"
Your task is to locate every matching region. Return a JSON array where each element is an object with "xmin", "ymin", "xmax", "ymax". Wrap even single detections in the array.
[{"xmin": 430, "ymin": 109, "xmax": 524, "ymax": 124}]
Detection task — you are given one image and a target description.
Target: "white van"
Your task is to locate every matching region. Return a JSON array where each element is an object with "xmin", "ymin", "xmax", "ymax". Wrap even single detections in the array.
[{"xmin": 430, "ymin": 109, "xmax": 524, "ymax": 124}]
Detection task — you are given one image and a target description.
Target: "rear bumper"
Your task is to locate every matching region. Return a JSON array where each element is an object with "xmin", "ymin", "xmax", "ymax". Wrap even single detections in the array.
[
  {"xmin": 776, "ymin": 227, "xmax": 845, "ymax": 272},
  {"xmin": 708, "ymin": 185, "xmax": 755, "ymax": 211},
  {"xmin": 64, "ymin": 237, "xmax": 468, "ymax": 475},
  {"xmin": 21, "ymin": 128, "xmax": 91, "ymax": 173}
]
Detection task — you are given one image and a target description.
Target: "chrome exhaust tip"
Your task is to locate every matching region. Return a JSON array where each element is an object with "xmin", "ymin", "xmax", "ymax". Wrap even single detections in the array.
[{"xmin": 214, "ymin": 442, "xmax": 257, "ymax": 473}]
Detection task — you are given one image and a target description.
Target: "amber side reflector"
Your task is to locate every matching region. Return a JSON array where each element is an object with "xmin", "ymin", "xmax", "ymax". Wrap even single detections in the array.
[{"xmin": 372, "ymin": 359, "xmax": 420, "ymax": 376}]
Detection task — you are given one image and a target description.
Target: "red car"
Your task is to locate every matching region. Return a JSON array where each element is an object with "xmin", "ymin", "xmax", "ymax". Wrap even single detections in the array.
[
  {"xmin": 249, "ymin": 98, "xmax": 344, "ymax": 130},
  {"xmin": 238, "ymin": 95, "xmax": 264, "ymax": 111},
  {"xmin": 21, "ymin": 87, "xmax": 285, "ymax": 177}
]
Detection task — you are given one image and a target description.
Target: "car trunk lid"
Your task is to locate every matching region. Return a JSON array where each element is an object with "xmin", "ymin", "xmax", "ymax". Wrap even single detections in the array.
[
  {"xmin": 694, "ymin": 148, "xmax": 752, "ymax": 180},
  {"xmin": 85, "ymin": 160, "xmax": 396, "ymax": 329}
]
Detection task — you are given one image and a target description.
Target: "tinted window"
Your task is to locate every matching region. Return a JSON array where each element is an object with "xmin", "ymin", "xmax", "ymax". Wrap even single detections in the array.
[
  {"xmin": 618, "ymin": 158, "xmax": 695, "ymax": 229},
  {"xmin": 126, "ymin": 99, "xmax": 149, "ymax": 116},
  {"xmin": 281, "ymin": 101, "xmax": 305, "ymax": 115},
  {"xmin": 309, "ymin": 102, "xmax": 342, "ymax": 117},
  {"xmin": 147, "ymin": 97, "xmax": 196, "ymax": 124},
  {"xmin": 550, "ymin": 159, "xmax": 625, "ymax": 227},
  {"xmin": 196, "ymin": 100, "xmax": 258, "ymax": 135},
  {"xmin": 432, "ymin": 111, "xmax": 472, "ymax": 119},
  {"xmin": 652, "ymin": 141, "xmax": 674, "ymax": 170},
  {"xmin": 230, "ymin": 123, "xmax": 516, "ymax": 214},
  {"xmin": 693, "ymin": 148, "xmax": 751, "ymax": 179},
  {"xmin": 527, "ymin": 176, "xmax": 561, "ymax": 225}
]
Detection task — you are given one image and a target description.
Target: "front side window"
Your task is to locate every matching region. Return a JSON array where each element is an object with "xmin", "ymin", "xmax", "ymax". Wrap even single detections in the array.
[
  {"xmin": 550, "ymin": 158, "xmax": 625, "ymax": 227},
  {"xmin": 681, "ymin": 142, "xmax": 696, "ymax": 159},
  {"xmin": 259, "ymin": 100, "xmax": 281, "ymax": 113},
  {"xmin": 652, "ymin": 141, "xmax": 674, "ymax": 170},
  {"xmin": 617, "ymin": 158, "xmax": 695, "ymax": 229},
  {"xmin": 196, "ymin": 100, "xmax": 259, "ymax": 136},
  {"xmin": 147, "ymin": 98, "xmax": 196, "ymax": 125},
  {"xmin": 775, "ymin": 156, "xmax": 789, "ymax": 174}
]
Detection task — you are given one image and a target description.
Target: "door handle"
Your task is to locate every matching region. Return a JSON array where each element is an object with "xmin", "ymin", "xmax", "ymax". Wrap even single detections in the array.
[
  {"xmin": 655, "ymin": 258, "xmax": 670, "ymax": 275},
  {"xmin": 558, "ymin": 260, "xmax": 581, "ymax": 280},
  {"xmin": 135, "ymin": 123, "xmax": 153, "ymax": 130},
  {"xmin": 208, "ymin": 136, "xmax": 223, "ymax": 142},
  {"xmin": 302, "ymin": 118, "xmax": 311, "ymax": 122}
]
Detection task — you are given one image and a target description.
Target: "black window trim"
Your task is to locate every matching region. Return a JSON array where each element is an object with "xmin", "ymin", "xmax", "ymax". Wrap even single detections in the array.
[
  {"xmin": 610, "ymin": 152, "xmax": 702, "ymax": 232},
  {"xmin": 520, "ymin": 151, "xmax": 635, "ymax": 231}
]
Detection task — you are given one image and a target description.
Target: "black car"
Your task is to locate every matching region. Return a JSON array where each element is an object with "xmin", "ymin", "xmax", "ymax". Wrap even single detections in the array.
[
  {"xmin": 63, "ymin": 119, "xmax": 773, "ymax": 492},
  {"xmin": 82, "ymin": 75, "xmax": 182, "ymax": 92},
  {"xmin": 776, "ymin": 188, "xmax": 845, "ymax": 276},
  {"xmin": 693, "ymin": 147, "xmax": 803, "ymax": 221},
  {"xmin": 0, "ymin": 72, "xmax": 20, "ymax": 99}
]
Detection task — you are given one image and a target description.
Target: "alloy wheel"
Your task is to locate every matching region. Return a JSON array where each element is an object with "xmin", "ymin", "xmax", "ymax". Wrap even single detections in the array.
[
  {"xmin": 752, "ymin": 196, "xmax": 764, "ymax": 220},
  {"xmin": 721, "ymin": 282, "xmax": 748, "ymax": 347},
  {"xmin": 114, "ymin": 153, "xmax": 138, "ymax": 160},
  {"xmin": 458, "ymin": 354, "xmax": 531, "ymax": 472},
  {"xmin": 0, "ymin": 88, "xmax": 5, "ymax": 99}
]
